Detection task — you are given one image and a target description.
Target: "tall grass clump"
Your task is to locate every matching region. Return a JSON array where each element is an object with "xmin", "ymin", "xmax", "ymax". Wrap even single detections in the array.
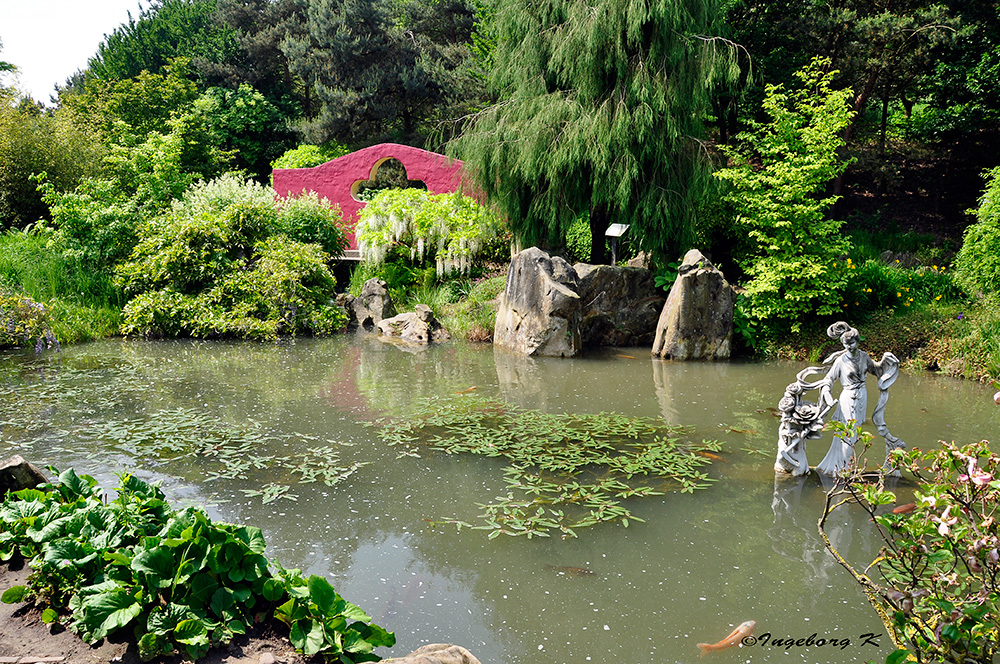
[{"xmin": 0, "ymin": 230, "xmax": 123, "ymax": 343}]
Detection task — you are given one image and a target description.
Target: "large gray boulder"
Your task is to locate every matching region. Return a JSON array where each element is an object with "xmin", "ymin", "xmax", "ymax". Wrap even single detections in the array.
[
  {"xmin": 382, "ymin": 644, "xmax": 482, "ymax": 664},
  {"xmin": 340, "ymin": 278, "xmax": 397, "ymax": 331},
  {"xmin": 377, "ymin": 304, "xmax": 450, "ymax": 345},
  {"xmin": 494, "ymin": 247, "xmax": 581, "ymax": 357},
  {"xmin": 574, "ymin": 264, "xmax": 664, "ymax": 347},
  {"xmin": 0, "ymin": 456, "xmax": 47, "ymax": 495},
  {"xmin": 651, "ymin": 249, "xmax": 734, "ymax": 360}
]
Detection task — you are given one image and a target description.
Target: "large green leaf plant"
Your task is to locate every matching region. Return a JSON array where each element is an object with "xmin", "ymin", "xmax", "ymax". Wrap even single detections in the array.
[{"xmin": 0, "ymin": 469, "xmax": 394, "ymax": 662}]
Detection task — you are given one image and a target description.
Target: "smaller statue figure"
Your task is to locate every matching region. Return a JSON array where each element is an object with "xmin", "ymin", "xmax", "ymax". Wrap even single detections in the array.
[
  {"xmin": 775, "ymin": 368, "xmax": 829, "ymax": 476},
  {"xmin": 815, "ymin": 322, "xmax": 906, "ymax": 477}
]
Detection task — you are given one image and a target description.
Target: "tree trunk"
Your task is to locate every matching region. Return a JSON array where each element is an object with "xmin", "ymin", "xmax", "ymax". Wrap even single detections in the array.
[{"xmin": 589, "ymin": 204, "xmax": 608, "ymax": 265}]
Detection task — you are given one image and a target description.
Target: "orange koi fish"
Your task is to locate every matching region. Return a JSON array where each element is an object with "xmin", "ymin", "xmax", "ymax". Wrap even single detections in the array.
[
  {"xmin": 697, "ymin": 620, "xmax": 756, "ymax": 657},
  {"xmin": 695, "ymin": 451, "xmax": 728, "ymax": 462},
  {"xmin": 455, "ymin": 386, "xmax": 478, "ymax": 394},
  {"xmin": 615, "ymin": 354, "xmax": 636, "ymax": 359},
  {"xmin": 892, "ymin": 503, "xmax": 916, "ymax": 514}
]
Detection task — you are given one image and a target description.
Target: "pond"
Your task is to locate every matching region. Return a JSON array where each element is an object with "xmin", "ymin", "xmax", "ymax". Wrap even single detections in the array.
[{"xmin": 2, "ymin": 336, "xmax": 998, "ymax": 663}]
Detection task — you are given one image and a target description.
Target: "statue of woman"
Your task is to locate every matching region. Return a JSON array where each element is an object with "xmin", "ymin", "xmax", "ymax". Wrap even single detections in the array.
[{"xmin": 815, "ymin": 322, "xmax": 905, "ymax": 476}]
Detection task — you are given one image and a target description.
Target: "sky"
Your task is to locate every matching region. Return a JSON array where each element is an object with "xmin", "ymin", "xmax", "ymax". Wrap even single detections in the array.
[{"xmin": 1, "ymin": 0, "xmax": 148, "ymax": 103}]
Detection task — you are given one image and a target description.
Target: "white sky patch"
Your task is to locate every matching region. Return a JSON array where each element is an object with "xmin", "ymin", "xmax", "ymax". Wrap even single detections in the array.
[{"xmin": 0, "ymin": 0, "xmax": 149, "ymax": 103}]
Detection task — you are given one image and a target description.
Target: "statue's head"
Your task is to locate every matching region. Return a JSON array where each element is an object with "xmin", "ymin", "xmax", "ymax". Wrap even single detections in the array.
[{"xmin": 826, "ymin": 321, "xmax": 859, "ymax": 350}]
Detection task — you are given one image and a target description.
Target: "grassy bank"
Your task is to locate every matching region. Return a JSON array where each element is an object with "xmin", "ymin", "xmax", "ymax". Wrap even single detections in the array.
[{"xmin": 0, "ymin": 230, "xmax": 122, "ymax": 345}]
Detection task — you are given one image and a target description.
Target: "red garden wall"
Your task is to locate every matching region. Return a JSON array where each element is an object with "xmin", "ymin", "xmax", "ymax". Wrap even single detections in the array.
[{"xmin": 272, "ymin": 143, "xmax": 466, "ymax": 252}]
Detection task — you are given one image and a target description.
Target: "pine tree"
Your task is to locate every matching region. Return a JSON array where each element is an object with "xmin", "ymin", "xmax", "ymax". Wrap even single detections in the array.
[{"xmin": 449, "ymin": 0, "xmax": 738, "ymax": 264}]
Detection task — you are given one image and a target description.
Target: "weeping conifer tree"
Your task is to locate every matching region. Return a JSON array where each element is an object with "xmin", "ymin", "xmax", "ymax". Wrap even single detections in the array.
[{"xmin": 450, "ymin": 0, "xmax": 738, "ymax": 264}]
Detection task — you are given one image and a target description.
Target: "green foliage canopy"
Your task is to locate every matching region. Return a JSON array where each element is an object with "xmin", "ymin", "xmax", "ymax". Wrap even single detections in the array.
[
  {"xmin": 954, "ymin": 167, "xmax": 1000, "ymax": 298},
  {"xmin": 714, "ymin": 58, "xmax": 855, "ymax": 331},
  {"xmin": 450, "ymin": 0, "xmax": 738, "ymax": 265},
  {"xmin": 0, "ymin": 93, "xmax": 104, "ymax": 229}
]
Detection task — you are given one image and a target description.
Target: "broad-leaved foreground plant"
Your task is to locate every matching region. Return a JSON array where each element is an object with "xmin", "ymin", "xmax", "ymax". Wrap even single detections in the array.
[
  {"xmin": 0, "ymin": 469, "xmax": 394, "ymax": 662},
  {"xmin": 820, "ymin": 437, "xmax": 1000, "ymax": 664}
]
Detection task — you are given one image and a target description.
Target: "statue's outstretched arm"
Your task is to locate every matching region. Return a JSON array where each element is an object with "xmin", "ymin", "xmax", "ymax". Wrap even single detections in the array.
[{"xmin": 875, "ymin": 352, "xmax": 900, "ymax": 389}]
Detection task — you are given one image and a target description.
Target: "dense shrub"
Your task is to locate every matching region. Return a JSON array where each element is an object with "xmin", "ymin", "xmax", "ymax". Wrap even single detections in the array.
[
  {"xmin": 117, "ymin": 174, "xmax": 348, "ymax": 339},
  {"xmin": 270, "ymin": 142, "xmax": 350, "ymax": 171},
  {"xmin": 954, "ymin": 167, "xmax": 1000, "ymax": 298},
  {"xmin": 823, "ymin": 440, "xmax": 1000, "ymax": 663}
]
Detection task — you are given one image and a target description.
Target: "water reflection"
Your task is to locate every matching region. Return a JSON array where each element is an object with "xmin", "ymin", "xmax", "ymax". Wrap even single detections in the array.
[{"xmin": 1, "ymin": 338, "xmax": 998, "ymax": 663}]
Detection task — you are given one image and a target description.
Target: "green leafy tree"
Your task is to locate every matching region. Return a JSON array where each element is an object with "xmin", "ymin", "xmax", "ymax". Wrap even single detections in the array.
[
  {"xmin": 954, "ymin": 167, "xmax": 1000, "ymax": 298},
  {"xmin": 41, "ymin": 100, "xmax": 232, "ymax": 270},
  {"xmin": 449, "ymin": 0, "xmax": 738, "ymax": 265},
  {"xmin": 916, "ymin": 0, "xmax": 1000, "ymax": 136},
  {"xmin": 714, "ymin": 58, "xmax": 855, "ymax": 331},
  {"xmin": 83, "ymin": 0, "xmax": 240, "ymax": 86},
  {"xmin": 281, "ymin": 0, "xmax": 482, "ymax": 145},
  {"xmin": 62, "ymin": 58, "xmax": 199, "ymax": 144},
  {"xmin": 197, "ymin": 84, "xmax": 296, "ymax": 180},
  {"xmin": 0, "ymin": 92, "xmax": 104, "ymax": 229}
]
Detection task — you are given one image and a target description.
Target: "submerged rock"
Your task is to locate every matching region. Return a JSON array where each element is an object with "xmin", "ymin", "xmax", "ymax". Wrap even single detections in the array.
[
  {"xmin": 377, "ymin": 304, "xmax": 450, "ymax": 345},
  {"xmin": 651, "ymin": 249, "xmax": 734, "ymax": 360}
]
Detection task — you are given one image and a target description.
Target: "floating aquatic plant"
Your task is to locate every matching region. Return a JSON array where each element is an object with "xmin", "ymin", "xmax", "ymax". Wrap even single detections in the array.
[{"xmin": 373, "ymin": 395, "xmax": 723, "ymax": 539}]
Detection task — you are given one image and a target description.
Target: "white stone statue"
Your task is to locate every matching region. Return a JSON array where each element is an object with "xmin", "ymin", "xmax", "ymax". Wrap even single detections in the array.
[
  {"xmin": 774, "ymin": 367, "xmax": 829, "ymax": 476},
  {"xmin": 775, "ymin": 322, "xmax": 906, "ymax": 478}
]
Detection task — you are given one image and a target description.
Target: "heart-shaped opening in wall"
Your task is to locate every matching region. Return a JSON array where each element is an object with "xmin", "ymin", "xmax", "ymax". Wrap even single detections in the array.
[{"xmin": 351, "ymin": 158, "xmax": 427, "ymax": 202}]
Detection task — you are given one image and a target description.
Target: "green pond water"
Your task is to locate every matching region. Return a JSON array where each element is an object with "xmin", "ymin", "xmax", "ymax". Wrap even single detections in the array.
[{"xmin": 2, "ymin": 336, "xmax": 998, "ymax": 664}]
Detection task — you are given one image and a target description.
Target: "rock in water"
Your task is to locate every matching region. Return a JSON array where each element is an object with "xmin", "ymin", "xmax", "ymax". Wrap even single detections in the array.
[
  {"xmin": 0, "ymin": 456, "xmax": 48, "ymax": 495},
  {"xmin": 340, "ymin": 278, "xmax": 397, "ymax": 331},
  {"xmin": 494, "ymin": 247, "xmax": 581, "ymax": 357},
  {"xmin": 382, "ymin": 644, "xmax": 483, "ymax": 664},
  {"xmin": 651, "ymin": 249, "xmax": 734, "ymax": 360},
  {"xmin": 377, "ymin": 304, "xmax": 450, "ymax": 345},
  {"xmin": 574, "ymin": 263, "xmax": 664, "ymax": 347}
]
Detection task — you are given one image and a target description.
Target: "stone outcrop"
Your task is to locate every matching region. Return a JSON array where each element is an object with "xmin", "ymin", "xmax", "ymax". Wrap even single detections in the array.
[
  {"xmin": 339, "ymin": 278, "xmax": 397, "ymax": 331},
  {"xmin": 0, "ymin": 456, "xmax": 47, "ymax": 495},
  {"xmin": 494, "ymin": 247, "xmax": 582, "ymax": 357},
  {"xmin": 382, "ymin": 644, "xmax": 482, "ymax": 664},
  {"xmin": 574, "ymin": 264, "xmax": 664, "ymax": 347},
  {"xmin": 377, "ymin": 304, "xmax": 450, "ymax": 345},
  {"xmin": 651, "ymin": 249, "xmax": 734, "ymax": 360}
]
